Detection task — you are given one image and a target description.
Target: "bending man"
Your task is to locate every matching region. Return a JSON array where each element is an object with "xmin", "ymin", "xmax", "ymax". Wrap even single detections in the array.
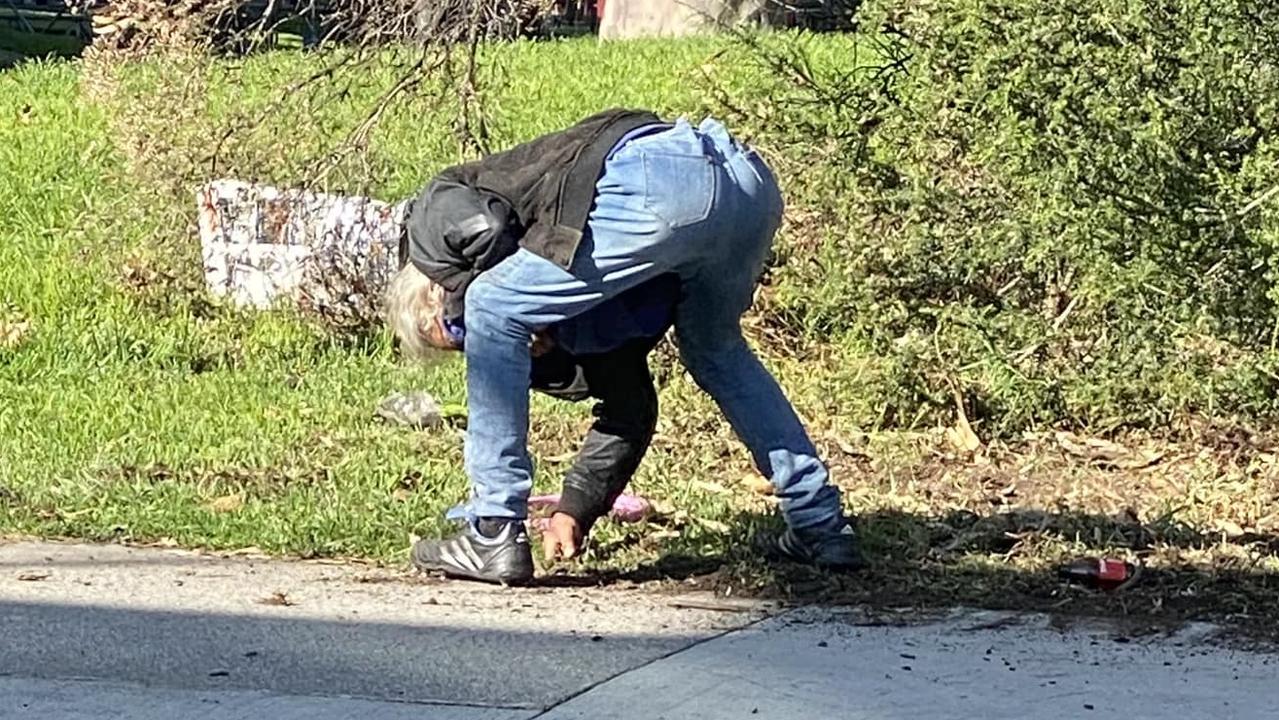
[{"xmin": 392, "ymin": 109, "xmax": 862, "ymax": 584}]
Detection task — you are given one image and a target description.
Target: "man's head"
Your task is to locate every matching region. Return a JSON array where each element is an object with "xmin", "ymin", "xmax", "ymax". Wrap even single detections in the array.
[{"xmin": 385, "ymin": 264, "xmax": 457, "ymax": 359}]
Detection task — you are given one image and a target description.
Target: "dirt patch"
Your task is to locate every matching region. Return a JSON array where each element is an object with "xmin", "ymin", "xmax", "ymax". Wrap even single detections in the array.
[{"xmin": 603, "ymin": 425, "xmax": 1279, "ymax": 644}]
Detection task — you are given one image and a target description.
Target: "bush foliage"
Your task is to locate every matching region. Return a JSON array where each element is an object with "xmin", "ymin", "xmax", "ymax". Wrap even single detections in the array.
[{"xmin": 732, "ymin": 0, "xmax": 1279, "ymax": 433}]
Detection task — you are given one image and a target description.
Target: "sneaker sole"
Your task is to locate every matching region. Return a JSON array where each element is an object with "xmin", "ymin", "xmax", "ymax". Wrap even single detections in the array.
[
  {"xmin": 757, "ymin": 531, "xmax": 867, "ymax": 572},
  {"xmin": 411, "ymin": 553, "xmax": 534, "ymax": 586}
]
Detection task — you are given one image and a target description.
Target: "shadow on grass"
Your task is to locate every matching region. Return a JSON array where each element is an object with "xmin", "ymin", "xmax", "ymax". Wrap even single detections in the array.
[
  {"xmin": 561, "ymin": 506, "xmax": 1279, "ymax": 641},
  {"xmin": 537, "ymin": 552, "xmax": 727, "ymax": 589}
]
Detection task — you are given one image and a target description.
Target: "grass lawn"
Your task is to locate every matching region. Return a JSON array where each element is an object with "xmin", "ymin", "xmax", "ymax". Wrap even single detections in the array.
[{"xmin": 2, "ymin": 38, "xmax": 1278, "ymax": 638}]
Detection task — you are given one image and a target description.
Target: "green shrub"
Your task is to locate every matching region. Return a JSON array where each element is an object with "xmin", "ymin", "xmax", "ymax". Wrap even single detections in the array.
[{"xmin": 730, "ymin": 0, "xmax": 1279, "ymax": 433}]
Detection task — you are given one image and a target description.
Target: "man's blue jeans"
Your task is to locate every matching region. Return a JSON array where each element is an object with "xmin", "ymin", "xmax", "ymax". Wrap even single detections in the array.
[{"xmin": 455, "ymin": 118, "xmax": 844, "ymax": 531}]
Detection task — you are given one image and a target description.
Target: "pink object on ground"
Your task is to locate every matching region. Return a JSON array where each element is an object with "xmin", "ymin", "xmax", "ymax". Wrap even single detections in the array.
[
  {"xmin": 609, "ymin": 494, "xmax": 652, "ymax": 522},
  {"xmin": 526, "ymin": 493, "xmax": 652, "ymax": 523}
]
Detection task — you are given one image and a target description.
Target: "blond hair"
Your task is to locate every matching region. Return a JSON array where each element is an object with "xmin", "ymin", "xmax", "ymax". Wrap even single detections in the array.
[{"xmin": 385, "ymin": 264, "xmax": 446, "ymax": 361}]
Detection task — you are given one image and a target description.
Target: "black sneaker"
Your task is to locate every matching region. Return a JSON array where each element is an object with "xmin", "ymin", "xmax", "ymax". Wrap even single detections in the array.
[
  {"xmin": 411, "ymin": 520, "xmax": 534, "ymax": 585},
  {"xmin": 768, "ymin": 521, "xmax": 866, "ymax": 571}
]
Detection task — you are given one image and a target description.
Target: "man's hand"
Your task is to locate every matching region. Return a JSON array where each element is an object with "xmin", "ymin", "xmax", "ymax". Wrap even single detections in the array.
[{"xmin": 542, "ymin": 512, "xmax": 584, "ymax": 562}]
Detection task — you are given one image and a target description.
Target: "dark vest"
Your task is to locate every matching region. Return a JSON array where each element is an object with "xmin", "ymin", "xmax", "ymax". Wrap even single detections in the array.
[{"xmin": 405, "ymin": 108, "xmax": 662, "ymax": 318}]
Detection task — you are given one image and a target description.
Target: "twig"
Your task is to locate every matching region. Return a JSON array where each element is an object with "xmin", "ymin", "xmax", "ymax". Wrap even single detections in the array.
[
  {"xmin": 1051, "ymin": 295, "xmax": 1079, "ymax": 332},
  {"xmin": 303, "ymin": 49, "xmax": 439, "ymax": 187},
  {"xmin": 209, "ymin": 50, "xmax": 361, "ymax": 176},
  {"xmin": 1237, "ymin": 184, "xmax": 1279, "ymax": 218}
]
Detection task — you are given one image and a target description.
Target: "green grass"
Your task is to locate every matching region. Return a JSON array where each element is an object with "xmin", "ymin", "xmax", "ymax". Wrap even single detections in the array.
[
  {"xmin": 0, "ymin": 60, "xmax": 446, "ymax": 557},
  {"xmin": 3, "ymin": 39, "xmax": 1279, "ymax": 637}
]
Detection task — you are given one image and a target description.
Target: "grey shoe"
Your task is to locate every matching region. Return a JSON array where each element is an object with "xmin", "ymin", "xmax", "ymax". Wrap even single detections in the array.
[
  {"xmin": 768, "ymin": 521, "xmax": 866, "ymax": 571},
  {"xmin": 411, "ymin": 520, "xmax": 534, "ymax": 585}
]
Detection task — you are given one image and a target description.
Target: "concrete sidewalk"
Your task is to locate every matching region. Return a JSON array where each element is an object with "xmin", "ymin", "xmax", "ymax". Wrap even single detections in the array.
[
  {"xmin": 1, "ymin": 541, "xmax": 1276, "ymax": 719},
  {"xmin": 0, "ymin": 541, "xmax": 770, "ymax": 717}
]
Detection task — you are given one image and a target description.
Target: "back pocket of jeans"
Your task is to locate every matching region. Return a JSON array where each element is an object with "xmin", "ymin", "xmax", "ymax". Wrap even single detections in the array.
[{"xmin": 642, "ymin": 152, "xmax": 716, "ymax": 228}]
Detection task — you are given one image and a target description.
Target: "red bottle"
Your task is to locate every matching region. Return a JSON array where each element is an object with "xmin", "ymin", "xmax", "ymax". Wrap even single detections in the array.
[{"xmin": 1056, "ymin": 557, "xmax": 1137, "ymax": 590}]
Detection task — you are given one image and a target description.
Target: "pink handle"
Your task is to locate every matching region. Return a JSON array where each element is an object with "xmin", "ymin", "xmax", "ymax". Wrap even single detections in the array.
[
  {"xmin": 526, "ymin": 493, "xmax": 652, "ymax": 523},
  {"xmin": 528, "ymin": 494, "xmax": 561, "ymax": 509}
]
